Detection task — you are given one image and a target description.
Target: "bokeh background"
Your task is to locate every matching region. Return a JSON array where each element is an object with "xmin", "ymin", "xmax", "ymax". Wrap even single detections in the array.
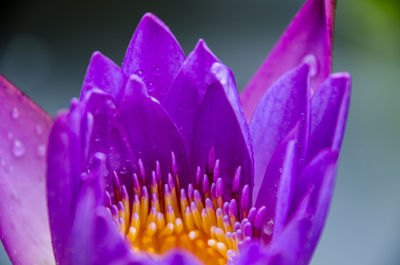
[{"xmin": 1, "ymin": 0, "xmax": 399, "ymax": 264}]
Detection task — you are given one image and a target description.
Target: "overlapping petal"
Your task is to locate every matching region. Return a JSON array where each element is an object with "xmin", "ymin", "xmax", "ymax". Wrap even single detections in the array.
[
  {"xmin": 47, "ymin": 112, "xmax": 78, "ymax": 265},
  {"xmin": 272, "ymin": 140, "xmax": 297, "ymax": 237},
  {"xmin": 269, "ymin": 149, "xmax": 338, "ymax": 265},
  {"xmin": 82, "ymin": 88, "xmax": 137, "ymax": 193},
  {"xmin": 241, "ymin": 0, "xmax": 336, "ymax": 120},
  {"xmin": 306, "ymin": 73, "xmax": 351, "ymax": 162},
  {"xmin": 192, "ymin": 81, "xmax": 253, "ymax": 200},
  {"xmin": 0, "ymin": 75, "xmax": 55, "ymax": 265},
  {"xmin": 81, "ymin": 52, "xmax": 128, "ymax": 104},
  {"xmin": 119, "ymin": 75, "xmax": 190, "ymax": 185},
  {"xmin": 250, "ymin": 64, "xmax": 310, "ymax": 202},
  {"xmin": 122, "ymin": 13, "xmax": 186, "ymax": 102},
  {"xmin": 164, "ymin": 39, "xmax": 220, "ymax": 154}
]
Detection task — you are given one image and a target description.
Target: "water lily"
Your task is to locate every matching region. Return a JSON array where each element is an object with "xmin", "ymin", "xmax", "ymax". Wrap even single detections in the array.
[{"xmin": 0, "ymin": 0, "xmax": 351, "ymax": 264}]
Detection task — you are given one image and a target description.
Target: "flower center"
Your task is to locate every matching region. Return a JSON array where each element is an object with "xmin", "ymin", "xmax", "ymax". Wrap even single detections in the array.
[{"xmin": 106, "ymin": 151, "xmax": 266, "ymax": 265}]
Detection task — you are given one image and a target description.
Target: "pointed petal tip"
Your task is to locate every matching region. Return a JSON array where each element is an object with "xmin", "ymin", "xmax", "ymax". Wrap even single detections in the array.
[
  {"xmin": 125, "ymin": 74, "xmax": 148, "ymax": 97},
  {"xmin": 141, "ymin": 12, "xmax": 168, "ymax": 28},
  {"xmin": 330, "ymin": 72, "xmax": 352, "ymax": 82}
]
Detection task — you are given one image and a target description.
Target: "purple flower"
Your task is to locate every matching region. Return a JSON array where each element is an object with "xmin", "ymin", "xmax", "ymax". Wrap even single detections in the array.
[{"xmin": 0, "ymin": 0, "xmax": 351, "ymax": 264}]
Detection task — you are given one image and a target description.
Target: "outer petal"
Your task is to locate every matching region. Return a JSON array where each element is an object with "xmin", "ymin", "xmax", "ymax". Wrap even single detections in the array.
[
  {"xmin": 250, "ymin": 64, "xmax": 310, "ymax": 202},
  {"xmin": 164, "ymin": 39, "xmax": 220, "ymax": 154},
  {"xmin": 81, "ymin": 52, "xmax": 128, "ymax": 104},
  {"xmin": 192, "ymin": 81, "xmax": 253, "ymax": 200},
  {"xmin": 306, "ymin": 73, "xmax": 351, "ymax": 163},
  {"xmin": 0, "ymin": 76, "xmax": 54, "ymax": 265},
  {"xmin": 241, "ymin": 0, "xmax": 336, "ymax": 120},
  {"xmin": 122, "ymin": 13, "xmax": 186, "ymax": 102},
  {"xmin": 119, "ymin": 75, "xmax": 190, "ymax": 185},
  {"xmin": 83, "ymin": 88, "xmax": 137, "ymax": 194}
]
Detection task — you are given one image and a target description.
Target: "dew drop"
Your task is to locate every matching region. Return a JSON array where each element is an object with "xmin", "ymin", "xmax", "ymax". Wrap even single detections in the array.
[
  {"xmin": 147, "ymin": 82, "xmax": 155, "ymax": 92},
  {"xmin": 135, "ymin": 70, "xmax": 143, "ymax": 76},
  {"xmin": 35, "ymin": 125, "xmax": 43, "ymax": 135},
  {"xmin": 153, "ymin": 66, "xmax": 161, "ymax": 75},
  {"xmin": 263, "ymin": 219, "xmax": 274, "ymax": 236},
  {"xmin": 11, "ymin": 140, "xmax": 25, "ymax": 157},
  {"xmin": 37, "ymin": 144, "xmax": 46, "ymax": 157},
  {"xmin": 11, "ymin": 107, "xmax": 19, "ymax": 119}
]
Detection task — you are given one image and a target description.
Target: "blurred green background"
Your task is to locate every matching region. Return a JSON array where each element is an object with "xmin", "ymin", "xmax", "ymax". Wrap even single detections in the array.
[{"xmin": 1, "ymin": 0, "xmax": 399, "ymax": 264}]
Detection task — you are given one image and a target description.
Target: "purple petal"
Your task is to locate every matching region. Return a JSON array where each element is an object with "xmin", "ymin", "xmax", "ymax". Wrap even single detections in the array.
[
  {"xmin": 164, "ymin": 39, "xmax": 220, "ymax": 154},
  {"xmin": 192, "ymin": 81, "xmax": 253, "ymax": 201},
  {"xmin": 306, "ymin": 73, "xmax": 351, "ymax": 163},
  {"xmin": 81, "ymin": 51, "xmax": 128, "ymax": 104},
  {"xmin": 0, "ymin": 75, "xmax": 55, "ymax": 265},
  {"xmin": 271, "ymin": 148, "xmax": 338, "ymax": 265},
  {"xmin": 272, "ymin": 140, "xmax": 297, "ymax": 237},
  {"xmin": 47, "ymin": 111, "xmax": 81, "ymax": 265},
  {"xmin": 241, "ymin": 0, "xmax": 336, "ymax": 120},
  {"xmin": 83, "ymin": 88, "xmax": 137, "ymax": 194},
  {"xmin": 69, "ymin": 153, "xmax": 106, "ymax": 265},
  {"xmin": 235, "ymin": 242, "xmax": 269, "ymax": 265},
  {"xmin": 250, "ymin": 64, "xmax": 310, "ymax": 203},
  {"xmin": 265, "ymin": 191, "xmax": 313, "ymax": 265},
  {"xmin": 122, "ymin": 13, "xmax": 186, "ymax": 102},
  {"xmin": 119, "ymin": 75, "xmax": 190, "ymax": 186},
  {"xmin": 70, "ymin": 181, "xmax": 149, "ymax": 264}
]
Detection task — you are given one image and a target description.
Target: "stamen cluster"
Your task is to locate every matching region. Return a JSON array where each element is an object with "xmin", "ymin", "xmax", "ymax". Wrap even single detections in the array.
[{"xmin": 106, "ymin": 150, "xmax": 267, "ymax": 265}]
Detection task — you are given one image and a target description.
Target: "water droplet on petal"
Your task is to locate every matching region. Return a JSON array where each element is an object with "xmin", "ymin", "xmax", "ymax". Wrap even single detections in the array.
[
  {"xmin": 35, "ymin": 125, "xmax": 43, "ymax": 135},
  {"xmin": 263, "ymin": 219, "xmax": 274, "ymax": 236},
  {"xmin": 11, "ymin": 107, "xmax": 19, "ymax": 119},
  {"xmin": 37, "ymin": 144, "xmax": 46, "ymax": 157},
  {"xmin": 147, "ymin": 82, "xmax": 155, "ymax": 92},
  {"xmin": 153, "ymin": 66, "xmax": 161, "ymax": 75},
  {"xmin": 135, "ymin": 70, "xmax": 143, "ymax": 76},
  {"xmin": 11, "ymin": 140, "xmax": 25, "ymax": 158}
]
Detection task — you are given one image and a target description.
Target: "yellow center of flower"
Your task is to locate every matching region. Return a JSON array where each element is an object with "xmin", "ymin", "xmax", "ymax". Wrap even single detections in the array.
[{"xmin": 106, "ymin": 153, "xmax": 265, "ymax": 265}]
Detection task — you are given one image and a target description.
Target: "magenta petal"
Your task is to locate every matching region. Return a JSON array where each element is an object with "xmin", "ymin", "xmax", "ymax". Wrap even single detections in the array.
[
  {"xmin": 192, "ymin": 81, "xmax": 253, "ymax": 200},
  {"xmin": 306, "ymin": 73, "xmax": 351, "ymax": 163},
  {"xmin": 0, "ymin": 76, "xmax": 54, "ymax": 265},
  {"xmin": 81, "ymin": 51, "xmax": 128, "ymax": 104},
  {"xmin": 83, "ymin": 88, "xmax": 136, "ymax": 193},
  {"xmin": 164, "ymin": 39, "xmax": 220, "ymax": 154},
  {"xmin": 119, "ymin": 75, "xmax": 190, "ymax": 185},
  {"xmin": 250, "ymin": 64, "xmax": 310, "ymax": 202},
  {"xmin": 241, "ymin": 0, "xmax": 336, "ymax": 120},
  {"xmin": 122, "ymin": 13, "xmax": 186, "ymax": 102}
]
